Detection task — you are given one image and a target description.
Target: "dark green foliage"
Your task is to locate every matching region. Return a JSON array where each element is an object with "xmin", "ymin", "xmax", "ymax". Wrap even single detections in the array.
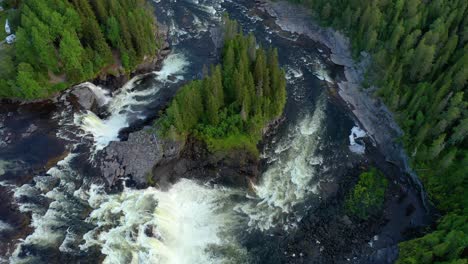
[
  {"xmin": 345, "ymin": 168, "xmax": 388, "ymax": 220},
  {"xmin": 157, "ymin": 17, "xmax": 287, "ymax": 155},
  {"xmin": 397, "ymin": 213, "xmax": 468, "ymax": 264},
  {"xmin": 288, "ymin": 0, "xmax": 467, "ymax": 262},
  {"xmin": 0, "ymin": 0, "xmax": 159, "ymax": 99}
]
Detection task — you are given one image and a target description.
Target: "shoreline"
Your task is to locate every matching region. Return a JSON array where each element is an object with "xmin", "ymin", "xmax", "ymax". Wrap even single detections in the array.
[
  {"xmin": 259, "ymin": 0, "xmax": 430, "ymax": 209},
  {"xmin": 0, "ymin": 24, "xmax": 171, "ymax": 105}
]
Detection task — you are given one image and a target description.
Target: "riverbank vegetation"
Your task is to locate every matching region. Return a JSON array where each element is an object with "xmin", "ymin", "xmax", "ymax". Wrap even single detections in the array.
[
  {"xmin": 0, "ymin": 0, "xmax": 160, "ymax": 99},
  {"xmin": 345, "ymin": 168, "xmax": 388, "ymax": 220},
  {"xmin": 157, "ymin": 17, "xmax": 287, "ymax": 155},
  {"xmin": 288, "ymin": 0, "xmax": 467, "ymax": 262}
]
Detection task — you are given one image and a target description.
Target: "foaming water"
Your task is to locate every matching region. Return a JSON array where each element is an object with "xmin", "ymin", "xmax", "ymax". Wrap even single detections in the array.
[
  {"xmin": 236, "ymin": 97, "xmax": 327, "ymax": 231},
  {"xmin": 78, "ymin": 82, "xmax": 112, "ymax": 107},
  {"xmin": 76, "ymin": 53, "xmax": 189, "ymax": 151},
  {"xmin": 0, "ymin": 220, "xmax": 12, "ymax": 233},
  {"xmin": 76, "ymin": 98, "xmax": 330, "ymax": 262},
  {"xmin": 81, "ymin": 179, "xmax": 247, "ymax": 264},
  {"xmin": 0, "ymin": 0, "xmax": 359, "ymax": 262},
  {"xmin": 152, "ymin": 53, "xmax": 190, "ymax": 82},
  {"xmin": 9, "ymin": 153, "xmax": 84, "ymax": 264},
  {"xmin": 160, "ymin": 0, "xmax": 224, "ymax": 44},
  {"xmin": 313, "ymin": 59, "xmax": 333, "ymax": 83},
  {"xmin": 349, "ymin": 126, "xmax": 367, "ymax": 154}
]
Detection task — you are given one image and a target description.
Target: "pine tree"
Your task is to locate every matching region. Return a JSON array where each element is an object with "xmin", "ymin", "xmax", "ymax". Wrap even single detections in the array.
[
  {"xmin": 428, "ymin": 134, "xmax": 446, "ymax": 159},
  {"xmin": 410, "ymin": 42, "xmax": 436, "ymax": 81},
  {"xmin": 449, "ymin": 118, "xmax": 468, "ymax": 144},
  {"xmin": 223, "ymin": 44, "xmax": 236, "ymax": 101}
]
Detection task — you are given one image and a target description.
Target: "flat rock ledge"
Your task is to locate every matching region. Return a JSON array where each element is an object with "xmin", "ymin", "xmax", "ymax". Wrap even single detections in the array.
[{"xmin": 99, "ymin": 128, "xmax": 183, "ymax": 186}]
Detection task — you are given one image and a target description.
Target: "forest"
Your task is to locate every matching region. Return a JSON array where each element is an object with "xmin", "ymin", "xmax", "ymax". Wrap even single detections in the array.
[
  {"xmin": 0, "ymin": 0, "xmax": 160, "ymax": 99},
  {"xmin": 288, "ymin": 0, "xmax": 467, "ymax": 262},
  {"xmin": 157, "ymin": 17, "xmax": 287, "ymax": 155}
]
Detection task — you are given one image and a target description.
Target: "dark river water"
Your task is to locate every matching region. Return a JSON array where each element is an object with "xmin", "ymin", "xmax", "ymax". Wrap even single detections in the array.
[{"xmin": 0, "ymin": 0, "xmax": 430, "ymax": 263}]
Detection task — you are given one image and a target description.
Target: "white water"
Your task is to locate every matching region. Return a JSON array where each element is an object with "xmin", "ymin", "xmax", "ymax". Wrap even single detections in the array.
[
  {"xmin": 0, "ymin": 220, "xmax": 12, "ymax": 233},
  {"xmin": 236, "ymin": 97, "xmax": 326, "ymax": 231},
  {"xmin": 8, "ymin": 153, "xmax": 83, "ymax": 264},
  {"xmin": 75, "ymin": 53, "xmax": 189, "ymax": 151},
  {"xmin": 349, "ymin": 126, "xmax": 367, "ymax": 154},
  {"xmin": 313, "ymin": 59, "xmax": 333, "ymax": 83},
  {"xmin": 72, "ymin": 95, "xmax": 329, "ymax": 260},
  {"xmin": 163, "ymin": 0, "xmax": 224, "ymax": 44},
  {"xmin": 1, "ymin": 1, "xmax": 346, "ymax": 262},
  {"xmin": 77, "ymin": 82, "xmax": 112, "ymax": 107},
  {"xmin": 81, "ymin": 179, "xmax": 247, "ymax": 264}
]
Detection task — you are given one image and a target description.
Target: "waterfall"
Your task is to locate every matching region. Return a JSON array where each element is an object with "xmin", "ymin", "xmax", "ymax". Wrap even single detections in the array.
[
  {"xmin": 0, "ymin": 0, "xmax": 364, "ymax": 262},
  {"xmin": 75, "ymin": 53, "xmax": 189, "ymax": 152},
  {"xmin": 80, "ymin": 179, "xmax": 248, "ymax": 264}
]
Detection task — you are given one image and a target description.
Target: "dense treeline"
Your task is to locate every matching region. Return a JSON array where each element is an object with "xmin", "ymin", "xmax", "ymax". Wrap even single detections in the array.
[
  {"xmin": 157, "ymin": 17, "xmax": 286, "ymax": 154},
  {"xmin": 0, "ymin": 0, "xmax": 160, "ymax": 99},
  {"xmin": 288, "ymin": 0, "xmax": 467, "ymax": 262}
]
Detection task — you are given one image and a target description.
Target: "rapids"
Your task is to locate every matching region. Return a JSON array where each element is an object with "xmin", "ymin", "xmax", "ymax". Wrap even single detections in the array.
[
  {"xmin": 0, "ymin": 0, "xmax": 431, "ymax": 263},
  {"xmin": 75, "ymin": 53, "xmax": 189, "ymax": 151},
  {"xmin": 80, "ymin": 179, "xmax": 248, "ymax": 264}
]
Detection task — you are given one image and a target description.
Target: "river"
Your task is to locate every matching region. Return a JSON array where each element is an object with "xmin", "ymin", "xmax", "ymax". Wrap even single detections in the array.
[{"xmin": 0, "ymin": 0, "xmax": 431, "ymax": 263}]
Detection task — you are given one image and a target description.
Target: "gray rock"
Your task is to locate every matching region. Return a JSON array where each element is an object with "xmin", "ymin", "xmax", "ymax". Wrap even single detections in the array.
[
  {"xmin": 99, "ymin": 128, "xmax": 183, "ymax": 186},
  {"xmin": 342, "ymin": 215, "xmax": 352, "ymax": 226},
  {"xmin": 71, "ymin": 86, "xmax": 98, "ymax": 110}
]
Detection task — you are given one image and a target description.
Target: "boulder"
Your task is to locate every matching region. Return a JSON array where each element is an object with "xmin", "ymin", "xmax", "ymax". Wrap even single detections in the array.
[
  {"xmin": 99, "ymin": 128, "xmax": 183, "ymax": 186},
  {"xmin": 70, "ymin": 86, "xmax": 98, "ymax": 111}
]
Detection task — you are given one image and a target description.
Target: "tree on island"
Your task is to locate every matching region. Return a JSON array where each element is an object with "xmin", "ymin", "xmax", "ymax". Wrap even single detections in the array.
[{"xmin": 157, "ymin": 17, "xmax": 287, "ymax": 155}]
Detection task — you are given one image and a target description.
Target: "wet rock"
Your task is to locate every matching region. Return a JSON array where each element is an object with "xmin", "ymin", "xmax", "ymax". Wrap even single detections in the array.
[
  {"xmin": 70, "ymin": 86, "xmax": 98, "ymax": 111},
  {"xmin": 152, "ymin": 137, "xmax": 259, "ymax": 189},
  {"xmin": 365, "ymin": 245, "xmax": 399, "ymax": 264},
  {"xmin": 342, "ymin": 215, "xmax": 352, "ymax": 226},
  {"xmin": 99, "ymin": 128, "xmax": 183, "ymax": 187}
]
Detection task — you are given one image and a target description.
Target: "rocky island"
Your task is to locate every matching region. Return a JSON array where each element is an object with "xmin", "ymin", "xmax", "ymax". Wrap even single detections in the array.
[{"xmin": 0, "ymin": 0, "xmax": 466, "ymax": 264}]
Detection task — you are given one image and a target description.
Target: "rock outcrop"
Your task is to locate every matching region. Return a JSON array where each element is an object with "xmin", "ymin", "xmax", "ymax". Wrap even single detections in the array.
[
  {"xmin": 70, "ymin": 85, "xmax": 99, "ymax": 111},
  {"xmin": 99, "ymin": 128, "xmax": 258, "ymax": 189},
  {"xmin": 151, "ymin": 137, "xmax": 259, "ymax": 189},
  {"xmin": 99, "ymin": 128, "xmax": 183, "ymax": 186}
]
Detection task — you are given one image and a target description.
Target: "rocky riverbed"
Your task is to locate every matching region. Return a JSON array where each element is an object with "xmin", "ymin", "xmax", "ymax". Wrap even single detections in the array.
[
  {"xmin": 258, "ymin": 0, "xmax": 424, "ymax": 187},
  {"xmin": 0, "ymin": 0, "xmax": 435, "ymax": 263}
]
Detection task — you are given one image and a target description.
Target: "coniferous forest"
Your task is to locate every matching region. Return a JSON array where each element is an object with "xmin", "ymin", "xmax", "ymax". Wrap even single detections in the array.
[
  {"xmin": 0, "ymin": 0, "xmax": 160, "ymax": 99},
  {"xmin": 157, "ymin": 17, "xmax": 287, "ymax": 155},
  {"xmin": 288, "ymin": 0, "xmax": 467, "ymax": 262},
  {"xmin": 0, "ymin": 0, "xmax": 466, "ymax": 263}
]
